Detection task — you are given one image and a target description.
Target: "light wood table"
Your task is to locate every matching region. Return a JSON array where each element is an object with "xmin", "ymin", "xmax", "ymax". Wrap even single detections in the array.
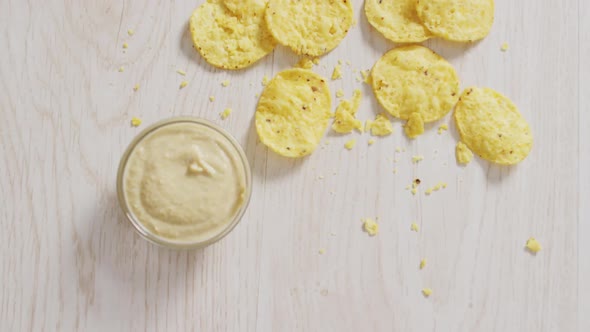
[{"xmin": 1, "ymin": 1, "xmax": 588, "ymax": 331}]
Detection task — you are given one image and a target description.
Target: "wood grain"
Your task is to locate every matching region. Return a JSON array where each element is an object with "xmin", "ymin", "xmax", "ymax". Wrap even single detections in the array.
[{"xmin": 0, "ymin": 0, "xmax": 585, "ymax": 331}]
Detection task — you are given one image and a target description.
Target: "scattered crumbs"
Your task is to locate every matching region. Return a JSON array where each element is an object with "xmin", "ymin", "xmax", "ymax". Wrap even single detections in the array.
[
  {"xmin": 317, "ymin": 175, "xmax": 325, "ymax": 180},
  {"xmin": 367, "ymin": 113, "xmax": 393, "ymax": 136},
  {"xmin": 262, "ymin": 75, "xmax": 270, "ymax": 86},
  {"xmin": 525, "ymin": 237, "xmax": 542, "ymax": 254},
  {"xmin": 456, "ymin": 142, "xmax": 473, "ymax": 165},
  {"xmin": 410, "ymin": 222, "xmax": 419, "ymax": 232},
  {"xmin": 344, "ymin": 139, "xmax": 356, "ymax": 150},
  {"xmin": 437, "ymin": 124, "xmax": 449, "ymax": 135},
  {"xmin": 296, "ymin": 57, "xmax": 314, "ymax": 69},
  {"xmin": 209, "ymin": 96, "xmax": 215, "ymax": 102},
  {"xmin": 412, "ymin": 155, "xmax": 424, "ymax": 163},
  {"xmin": 221, "ymin": 80, "xmax": 230, "ymax": 87},
  {"xmin": 130, "ymin": 117, "xmax": 142, "ymax": 127},
  {"xmin": 420, "ymin": 259, "xmax": 427, "ymax": 270},
  {"xmin": 362, "ymin": 218, "xmax": 379, "ymax": 236},
  {"xmin": 332, "ymin": 90, "xmax": 363, "ymax": 133},
  {"xmin": 404, "ymin": 112, "xmax": 425, "ymax": 138},
  {"xmin": 422, "ymin": 288, "xmax": 433, "ymax": 297},
  {"xmin": 127, "ymin": 28, "xmax": 135, "ymax": 36},
  {"xmin": 336, "ymin": 89, "xmax": 345, "ymax": 98},
  {"xmin": 345, "ymin": 60, "xmax": 351, "ymax": 66},
  {"xmin": 392, "ymin": 168, "xmax": 398, "ymax": 174},
  {"xmin": 425, "ymin": 188, "xmax": 433, "ymax": 195},
  {"xmin": 319, "ymin": 248, "xmax": 326, "ymax": 255},
  {"xmin": 320, "ymin": 289, "xmax": 329, "ymax": 296},
  {"xmin": 133, "ymin": 84, "xmax": 140, "ymax": 92},
  {"xmin": 368, "ymin": 139, "xmax": 375, "ymax": 146},
  {"xmin": 360, "ymin": 69, "xmax": 370, "ymax": 83},
  {"xmin": 179, "ymin": 80, "xmax": 188, "ymax": 89},
  {"xmin": 220, "ymin": 108, "xmax": 232, "ymax": 120},
  {"xmin": 331, "ymin": 64, "xmax": 342, "ymax": 80},
  {"xmin": 122, "ymin": 42, "xmax": 128, "ymax": 49},
  {"xmin": 501, "ymin": 42, "xmax": 509, "ymax": 52},
  {"xmin": 338, "ymin": 59, "xmax": 343, "ymax": 65},
  {"xmin": 118, "ymin": 66, "xmax": 125, "ymax": 72},
  {"xmin": 441, "ymin": 182, "xmax": 448, "ymax": 188},
  {"xmin": 411, "ymin": 178, "xmax": 421, "ymax": 195},
  {"xmin": 176, "ymin": 69, "xmax": 187, "ymax": 76},
  {"xmin": 411, "ymin": 188, "xmax": 418, "ymax": 195}
]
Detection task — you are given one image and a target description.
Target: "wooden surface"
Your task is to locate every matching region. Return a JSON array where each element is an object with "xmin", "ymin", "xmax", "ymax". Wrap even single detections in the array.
[{"xmin": 0, "ymin": 0, "xmax": 586, "ymax": 331}]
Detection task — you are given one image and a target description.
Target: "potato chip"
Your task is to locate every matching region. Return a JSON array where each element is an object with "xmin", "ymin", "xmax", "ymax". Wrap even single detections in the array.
[
  {"xmin": 265, "ymin": 0, "xmax": 354, "ymax": 57},
  {"xmin": 404, "ymin": 112, "xmax": 424, "ymax": 138},
  {"xmin": 416, "ymin": 0, "xmax": 494, "ymax": 42},
  {"xmin": 222, "ymin": 0, "xmax": 268, "ymax": 15},
  {"xmin": 454, "ymin": 87, "xmax": 533, "ymax": 165},
  {"xmin": 371, "ymin": 45, "xmax": 460, "ymax": 122},
  {"xmin": 189, "ymin": 0, "xmax": 276, "ymax": 70},
  {"xmin": 332, "ymin": 89, "xmax": 362, "ymax": 134},
  {"xmin": 256, "ymin": 69, "xmax": 332, "ymax": 158},
  {"xmin": 365, "ymin": 0, "xmax": 431, "ymax": 43}
]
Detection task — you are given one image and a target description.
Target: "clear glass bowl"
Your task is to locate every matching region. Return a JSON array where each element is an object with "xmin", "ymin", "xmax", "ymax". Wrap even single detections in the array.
[{"xmin": 116, "ymin": 117, "xmax": 252, "ymax": 249}]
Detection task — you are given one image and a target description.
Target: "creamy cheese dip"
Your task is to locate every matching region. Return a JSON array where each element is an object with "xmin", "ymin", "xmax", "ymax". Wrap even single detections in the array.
[{"xmin": 119, "ymin": 119, "xmax": 250, "ymax": 247}]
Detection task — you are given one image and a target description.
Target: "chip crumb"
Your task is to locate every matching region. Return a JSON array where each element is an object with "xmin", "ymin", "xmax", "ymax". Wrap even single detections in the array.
[
  {"xmin": 130, "ymin": 117, "xmax": 142, "ymax": 127},
  {"xmin": 422, "ymin": 288, "xmax": 433, "ymax": 297},
  {"xmin": 133, "ymin": 84, "xmax": 140, "ymax": 92},
  {"xmin": 317, "ymin": 175, "xmax": 325, "ymax": 180},
  {"xmin": 360, "ymin": 69, "xmax": 370, "ymax": 83},
  {"xmin": 332, "ymin": 90, "xmax": 363, "ymax": 133},
  {"xmin": 122, "ymin": 42, "xmax": 128, "ymax": 49},
  {"xmin": 255, "ymin": 93, "xmax": 260, "ymax": 98},
  {"xmin": 127, "ymin": 28, "xmax": 135, "ymax": 36},
  {"xmin": 393, "ymin": 168, "xmax": 398, "ymax": 174},
  {"xmin": 221, "ymin": 80, "xmax": 230, "ymax": 87},
  {"xmin": 345, "ymin": 60, "xmax": 351, "ymax": 66},
  {"xmin": 425, "ymin": 188, "xmax": 433, "ymax": 195},
  {"xmin": 118, "ymin": 66, "xmax": 125, "ymax": 72},
  {"xmin": 319, "ymin": 248, "xmax": 326, "ymax": 255},
  {"xmin": 525, "ymin": 237, "xmax": 542, "ymax": 254},
  {"xmin": 438, "ymin": 124, "xmax": 449, "ymax": 135},
  {"xmin": 368, "ymin": 139, "xmax": 375, "ymax": 146},
  {"xmin": 312, "ymin": 57, "xmax": 320, "ymax": 65},
  {"xmin": 296, "ymin": 57, "xmax": 314, "ymax": 69},
  {"xmin": 410, "ymin": 223, "xmax": 419, "ymax": 232},
  {"xmin": 456, "ymin": 142, "xmax": 474, "ymax": 165},
  {"xmin": 412, "ymin": 155, "xmax": 424, "ymax": 163},
  {"xmin": 404, "ymin": 112, "xmax": 425, "ymax": 138},
  {"xmin": 336, "ymin": 89, "xmax": 345, "ymax": 98},
  {"xmin": 344, "ymin": 139, "xmax": 356, "ymax": 150},
  {"xmin": 411, "ymin": 188, "xmax": 418, "ymax": 195},
  {"xmin": 367, "ymin": 113, "xmax": 393, "ymax": 136},
  {"xmin": 362, "ymin": 218, "xmax": 379, "ymax": 236},
  {"xmin": 331, "ymin": 64, "xmax": 342, "ymax": 80},
  {"xmin": 395, "ymin": 147, "xmax": 402, "ymax": 153},
  {"xmin": 176, "ymin": 69, "xmax": 187, "ymax": 76},
  {"xmin": 220, "ymin": 108, "xmax": 232, "ymax": 120},
  {"xmin": 179, "ymin": 80, "xmax": 188, "ymax": 89},
  {"xmin": 209, "ymin": 96, "xmax": 215, "ymax": 102},
  {"xmin": 262, "ymin": 75, "xmax": 270, "ymax": 86},
  {"xmin": 501, "ymin": 42, "xmax": 509, "ymax": 52},
  {"xmin": 420, "ymin": 259, "xmax": 427, "ymax": 270}
]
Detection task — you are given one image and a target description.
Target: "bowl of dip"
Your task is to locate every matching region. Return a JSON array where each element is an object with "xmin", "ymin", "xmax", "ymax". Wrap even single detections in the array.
[{"xmin": 116, "ymin": 117, "xmax": 252, "ymax": 249}]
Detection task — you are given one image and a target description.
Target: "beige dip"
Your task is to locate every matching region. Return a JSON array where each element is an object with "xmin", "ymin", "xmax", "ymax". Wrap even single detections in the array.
[{"xmin": 122, "ymin": 121, "xmax": 248, "ymax": 244}]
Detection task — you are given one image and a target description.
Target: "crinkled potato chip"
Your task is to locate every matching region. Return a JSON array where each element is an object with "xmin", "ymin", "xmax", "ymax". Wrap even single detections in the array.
[
  {"xmin": 222, "ymin": 0, "xmax": 268, "ymax": 15},
  {"xmin": 371, "ymin": 45, "xmax": 460, "ymax": 122},
  {"xmin": 416, "ymin": 0, "xmax": 494, "ymax": 42},
  {"xmin": 256, "ymin": 69, "xmax": 332, "ymax": 158},
  {"xmin": 365, "ymin": 0, "xmax": 431, "ymax": 43},
  {"xmin": 265, "ymin": 0, "xmax": 354, "ymax": 57},
  {"xmin": 189, "ymin": 0, "xmax": 276, "ymax": 70},
  {"xmin": 454, "ymin": 87, "xmax": 533, "ymax": 165}
]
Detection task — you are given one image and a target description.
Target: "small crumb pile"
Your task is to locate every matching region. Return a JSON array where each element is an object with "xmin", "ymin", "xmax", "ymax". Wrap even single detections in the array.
[
  {"xmin": 424, "ymin": 182, "xmax": 448, "ymax": 196},
  {"xmin": 332, "ymin": 89, "xmax": 363, "ymax": 133},
  {"xmin": 366, "ymin": 113, "xmax": 393, "ymax": 136}
]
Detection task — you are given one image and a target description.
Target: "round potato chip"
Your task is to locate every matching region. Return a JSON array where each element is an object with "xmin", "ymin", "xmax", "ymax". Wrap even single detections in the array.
[
  {"xmin": 265, "ymin": 0, "xmax": 353, "ymax": 57},
  {"xmin": 416, "ymin": 0, "xmax": 494, "ymax": 42},
  {"xmin": 189, "ymin": 0, "xmax": 276, "ymax": 70},
  {"xmin": 365, "ymin": 0, "xmax": 431, "ymax": 43},
  {"xmin": 222, "ymin": 0, "xmax": 268, "ymax": 15},
  {"xmin": 454, "ymin": 87, "xmax": 533, "ymax": 165},
  {"xmin": 371, "ymin": 45, "xmax": 460, "ymax": 122},
  {"xmin": 256, "ymin": 69, "xmax": 332, "ymax": 158}
]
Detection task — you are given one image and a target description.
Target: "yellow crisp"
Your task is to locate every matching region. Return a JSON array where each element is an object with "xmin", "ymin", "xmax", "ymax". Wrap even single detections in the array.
[
  {"xmin": 526, "ymin": 237, "xmax": 542, "ymax": 254},
  {"xmin": 332, "ymin": 89, "xmax": 363, "ymax": 134},
  {"xmin": 366, "ymin": 113, "xmax": 393, "ymax": 136},
  {"xmin": 456, "ymin": 141, "xmax": 473, "ymax": 165},
  {"xmin": 332, "ymin": 64, "xmax": 343, "ymax": 80},
  {"xmin": 410, "ymin": 222, "xmax": 419, "ymax": 232},
  {"xmin": 364, "ymin": 0, "xmax": 431, "ymax": 43},
  {"xmin": 179, "ymin": 81, "xmax": 188, "ymax": 89},
  {"xmin": 189, "ymin": 0, "xmax": 276, "ymax": 70},
  {"xmin": 336, "ymin": 89, "xmax": 344, "ymax": 98},
  {"xmin": 438, "ymin": 124, "xmax": 449, "ymax": 134},
  {"xmin": 296, "ymin": 57, "xmax": 314, "ymax": 69},
  {"xmin": 404, "ymin": 112, "xmax": 425, "ymax": 138},
  {"xmin": 130, "ymin": 117, "xmax": 142, "ymax": 127},
  {"xmin": 265, "ymin": 0, "xmax": 354, "ymax": 57},
  {"xmin": 416, "ymin": 0, "xmax": 494, "ymax": 42},
  {"xmin": 122, "ymin": 42, "xmax": 128, "ymax": 49},
  {"xmin": 422, "ymin": 288, "xmax": 433, "ymax": 297},
  {"xmin": 372, "ymin": 46, "xmax": 460, "ymax": 122},
  {"xmin": 420, "ymin": 259, "xmax": 427, "ymax": 269},
  {"xmin": 133, "ymin": 84, "xmax": 140, "ymax": 92},
  {"xmin": 221, "ymin": 108, "xmax": 232, "ymax": 119},
  {"xmin": 344, "ymin": 139, "xmax": 356, "ymax": 150},
  {"xmin": 454, "ymin": 87, "xmax": 533, "ymax": 165},
  {"xmin": 363, "ymin": 218, "xmax": 379, "ymax": 236},
  {"xmin": 222, "ymin": 80, "xmax": 230, "ymax": 87},
  {"xmin": 255, "ymin": 69, "xmax": 332, "ymax": 158}
]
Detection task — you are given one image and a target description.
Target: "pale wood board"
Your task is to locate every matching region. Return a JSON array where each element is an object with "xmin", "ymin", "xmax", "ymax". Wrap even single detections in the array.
[{"xmin": 0, "ymin": 0, "xmax": 586, "ymax": 331}]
